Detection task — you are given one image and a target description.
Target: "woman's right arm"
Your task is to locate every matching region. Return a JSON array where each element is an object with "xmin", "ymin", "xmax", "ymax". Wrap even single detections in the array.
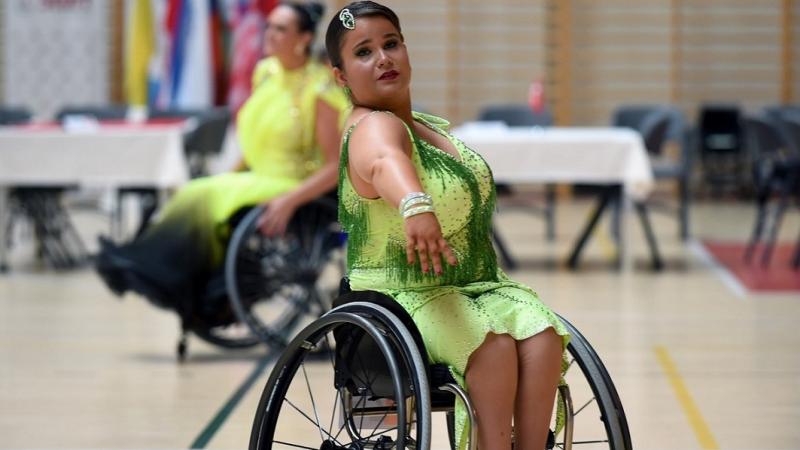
[{"xmin": 348, "ymin": 113, "xmax": 458, "ymax": 275}]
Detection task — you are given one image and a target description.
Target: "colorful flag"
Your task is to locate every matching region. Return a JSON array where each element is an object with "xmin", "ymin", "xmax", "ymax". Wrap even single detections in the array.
[
  {"xmin": 226, "ymin": 0, "xmax": 276, "ymax": 114},
  {"xmin": 124, "ymin": 0, "xmax": 155, "ymax": 106},
  {"xmin": 209, "ymin": 0, "xmax": 227, "ymax": 105},
  {"xmin": 153, "ymin": 0, "xmax": 213, "ymax": 109}
]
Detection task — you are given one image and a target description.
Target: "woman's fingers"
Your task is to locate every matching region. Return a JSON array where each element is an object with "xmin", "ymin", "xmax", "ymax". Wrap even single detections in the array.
[
  {"xmin": 428, "ymin": 239, "xmax": 444, "ymax": 275},
  {"xmin": 404, "ymin": 214, "xmax": 459, "ymax": 275},
  {"xmin": 440, "ymin": 238, "xmax": 458, "ymax": 266},
  {"xmin": 406, "ymin": 236, "xmax": 459, "ymax": 275},
  {"xmin": 415, "ymin": 241, "xmax": 430, "ymax": 273},
  {"xmin": 406, "ymin": 239, "xmax": 416, "ymax": 265},
  {"xmin": 256, "ymin": 208, "xmax": 270, "ymax": 235},
  {"xmin": 257, "ymin": 207, "xmax": 288, "ymax": 237}
]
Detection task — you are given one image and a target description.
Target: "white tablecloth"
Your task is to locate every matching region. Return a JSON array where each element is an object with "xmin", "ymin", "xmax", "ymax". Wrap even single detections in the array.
[
  {"xmin": 452, "ymin": 123, "xmax": 656, "ymax": 269},
  {"xmin": 451, "ymin": 123, "xmax": 654, "ymax": 199},
  {"xmin": 0, "ymin": 122, "xmax": 190, "ymax": 269},
  {"xmin": 0, "ymin": 123, "xmax": 189, "ymax": 188}
]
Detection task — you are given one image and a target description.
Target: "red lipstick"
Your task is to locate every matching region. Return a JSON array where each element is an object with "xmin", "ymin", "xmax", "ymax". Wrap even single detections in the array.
[{"xmin": 378, "ymin": 70, "xmax": 399, "ymax": 81}]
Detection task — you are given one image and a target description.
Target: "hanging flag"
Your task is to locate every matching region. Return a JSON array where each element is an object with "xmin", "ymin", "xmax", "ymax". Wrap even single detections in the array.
[
  {"xmin": 226, "ymin": 0, "xmax": 276, "ymax": 114},
  {"xmin": 209, "ymin": 0, "xmax": 227, "ymax": 105},
  {"xmin": 174, "ymin": 0, "xmax": 212, "ymax": 107},
  {"xmin": 124, "ymin": 0, "xmax": 155, "ymax": 106},
  {"xmin": 154, "ymin": 0, "xmax": 213, "ymax": 109}
]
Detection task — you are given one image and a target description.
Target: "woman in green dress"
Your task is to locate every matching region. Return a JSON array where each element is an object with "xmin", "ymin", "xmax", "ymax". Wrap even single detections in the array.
[
  {"xmin": 325, "ymin": 3, "xmax": 570, "ymax": 449},
  {"xmin": 96, "ymin": 2, "xmax": 349, "ymax": 309}
]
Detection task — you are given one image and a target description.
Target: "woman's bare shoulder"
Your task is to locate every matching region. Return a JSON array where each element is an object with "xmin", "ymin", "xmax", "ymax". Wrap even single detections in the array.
[{"xmin": 346, "ymin": 108, "xmax": 408, "ymax": 145}]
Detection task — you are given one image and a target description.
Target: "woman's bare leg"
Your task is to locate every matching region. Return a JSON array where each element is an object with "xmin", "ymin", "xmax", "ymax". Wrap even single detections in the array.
[
  {"xmin": 465, "ymin": 332, "xmax": 518, "ymax": 450},
  {"xmin": 513, "ymin": 328, "xmax": 563, "ymax": 450}
]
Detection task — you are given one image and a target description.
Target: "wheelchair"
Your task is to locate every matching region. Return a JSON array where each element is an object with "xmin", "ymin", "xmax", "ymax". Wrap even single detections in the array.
[
  {"xmin": 173, "ymin": 195, "xmax": 343, "ymax": 359},
  {"xmin": 248, "ymin": 285, "xmax": 631, "ymax": 450}
]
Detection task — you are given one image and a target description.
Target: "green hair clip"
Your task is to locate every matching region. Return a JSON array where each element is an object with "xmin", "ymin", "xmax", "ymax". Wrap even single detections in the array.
[{"xmin": 339, "ymin": 8, "xmax": 355, "ymax": 30}]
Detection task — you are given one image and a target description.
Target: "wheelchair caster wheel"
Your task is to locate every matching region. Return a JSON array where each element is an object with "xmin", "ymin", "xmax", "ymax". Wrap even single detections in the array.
[
  {"xmin": 374, "ymin": 435, "xmax": 393, "ymax": 450},
  {"xmin": 177, "ymin": 335, "xmax": 188, "ymax": 362},
  {"xmin": 319, "ymin": 440, "xmax": 338, "ymax": 450}
]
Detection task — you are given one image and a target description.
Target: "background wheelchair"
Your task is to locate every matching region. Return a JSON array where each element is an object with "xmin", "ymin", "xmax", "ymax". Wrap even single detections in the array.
[
  {"xmin": 248, "ymin": 286, "xmax": 631, "ymax": 450},
  {"xmin": 172, "ymin": 195, "xmax": 343, "ymax": 359}
]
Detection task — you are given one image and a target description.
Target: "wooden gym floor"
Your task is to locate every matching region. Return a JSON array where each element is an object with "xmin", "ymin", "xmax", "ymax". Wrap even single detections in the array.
[{"xmin": 1, "ymin": 198, "xmax": 798, "ymax": 449}]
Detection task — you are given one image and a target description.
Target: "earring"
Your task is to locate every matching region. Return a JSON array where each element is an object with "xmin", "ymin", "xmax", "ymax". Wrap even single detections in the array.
[{"xmin": 343, "ymin": 86, "xmax": 352, "ymax": 99}]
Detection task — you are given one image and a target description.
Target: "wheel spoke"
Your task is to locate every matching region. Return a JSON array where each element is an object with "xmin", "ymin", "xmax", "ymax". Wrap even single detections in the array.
[
  {"xmin": 573, "ymin": 396, "xmax": 596, "ymax": 417},
  {"xmin": 272, "ymin": 441, "xmax": 320, "ymax": 450},
  {"xmin": 284, "ymin": 398, "xmax": 342, "ymax": 445},
  {"xmin": 301, "ymin": 362, "xmax": 326, "ymax": 443},
  {"xmin": 328, "ymin": 388, "xmax": 341, "ymax": 440},
  {"xmin": 571, "ymin": 439, "xmax": 610, "ymax": 445}
]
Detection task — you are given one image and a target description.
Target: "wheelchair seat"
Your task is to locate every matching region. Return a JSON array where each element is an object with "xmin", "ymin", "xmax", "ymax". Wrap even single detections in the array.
[{"xmin": 334, "ymin": 282, "xmax": 459, "ymax": 409}]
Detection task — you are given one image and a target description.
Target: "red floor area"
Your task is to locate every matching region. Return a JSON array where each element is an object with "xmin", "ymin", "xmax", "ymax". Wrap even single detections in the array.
[{"xmin": 703, "ymin": 241, "xmax": 800, "ymax": 292}]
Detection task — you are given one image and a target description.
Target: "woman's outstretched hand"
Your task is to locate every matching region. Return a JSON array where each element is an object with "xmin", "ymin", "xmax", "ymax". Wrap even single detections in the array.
[
  {"xmin": 404, "ymin": 212, "xmax": 458, "ymax": 275},
  {"xmin": 257, "ymin": 194, "xmax": 299, "ymax": 237}
]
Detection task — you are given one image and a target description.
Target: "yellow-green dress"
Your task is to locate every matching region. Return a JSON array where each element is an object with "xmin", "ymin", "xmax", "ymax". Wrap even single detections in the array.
[
  {"xmin": 95, "ymin": 57, "xmax": 349, "ymax": 309},
  {"xmin": 338, "ymin": 111, "xmax": 570, "ymax": 450}
]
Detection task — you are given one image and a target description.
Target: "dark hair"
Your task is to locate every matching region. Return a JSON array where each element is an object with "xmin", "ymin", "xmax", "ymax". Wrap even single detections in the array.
[
  {"xmin": 282, "ymin": 1, "xmax": 325, "ymax": 35},
  {"xmin": 324, "ymin": 1, "xmax": 402, "ymax": 69}
]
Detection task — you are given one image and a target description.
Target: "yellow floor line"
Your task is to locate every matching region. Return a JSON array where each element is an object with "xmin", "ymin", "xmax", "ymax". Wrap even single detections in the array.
[
  {"xmin": 596, "ymin": 222, "xmax": 617, "ymax": 260},
  {"xmin": 654, "ymin": 346, "xmax": 719, "ymax": 449}
]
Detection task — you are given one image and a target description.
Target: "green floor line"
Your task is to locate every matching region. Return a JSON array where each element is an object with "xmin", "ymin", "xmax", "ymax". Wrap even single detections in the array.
[{"xmin": 189, "ymin": 353, "xmax": 276, "ymax": 449}]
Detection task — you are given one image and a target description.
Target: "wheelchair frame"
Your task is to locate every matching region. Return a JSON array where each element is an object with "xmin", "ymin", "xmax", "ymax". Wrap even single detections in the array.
[
  {"xmin": 225, "ymin": 198, "xmax": 344, "ymax": 348},
  {"xmin": 249, "ymin": 293, "xmax": 631, "ymax": 450},
  {"xmin": 170, "ymin": 196, "xmax": 343, "ymax": 359}
]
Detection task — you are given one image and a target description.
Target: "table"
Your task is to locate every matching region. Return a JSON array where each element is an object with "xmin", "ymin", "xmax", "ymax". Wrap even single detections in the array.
[
  {"xmin": 451, "ymin": 123, "xmax": 660, "ymax": 269},
  {"xmin": 0, "ymin": 121, "xmax": 190, "ymax": 270}
]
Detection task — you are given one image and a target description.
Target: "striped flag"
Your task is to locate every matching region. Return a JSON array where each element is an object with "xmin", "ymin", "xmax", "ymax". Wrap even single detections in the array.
[
  {"xmin": 209, "ymin": 0, "xmax": 227, "ymax": 105},
  {"xmin": 226, "ymin": 0, "xmax": 276, "ymax": 114},
  {"xmin": 124, "ymin": 0, "xmax": 155, "ymax": 106},
  {"xmin": 154, "ymin": 0, "xmax": 213, "ymax": 108}
]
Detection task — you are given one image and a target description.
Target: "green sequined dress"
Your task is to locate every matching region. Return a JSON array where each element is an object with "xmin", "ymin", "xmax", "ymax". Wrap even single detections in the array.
[{"xmin": 338, "ymin": 111, "xmax": 571, "ymax": 450}]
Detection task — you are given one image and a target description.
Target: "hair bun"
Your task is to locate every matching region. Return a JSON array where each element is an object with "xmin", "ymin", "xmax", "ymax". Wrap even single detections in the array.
[{"xmin": 304, "ymin": 2, "xmax": 325, "ymax": 26}]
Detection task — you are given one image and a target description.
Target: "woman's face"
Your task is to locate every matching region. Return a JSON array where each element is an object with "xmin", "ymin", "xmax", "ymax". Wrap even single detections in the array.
[
  {"xmin": 263, "ymin": 5, "xmax": 311, "ymax": 59},
  {"xmin": 334, "ymin": 15, "xmax": 411, "ymax": 108}
]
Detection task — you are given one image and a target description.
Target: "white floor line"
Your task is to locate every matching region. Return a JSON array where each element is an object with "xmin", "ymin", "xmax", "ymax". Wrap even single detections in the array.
[{"xmin": 688, "ymin": 238, "xmax": 748, "ymax": 300}]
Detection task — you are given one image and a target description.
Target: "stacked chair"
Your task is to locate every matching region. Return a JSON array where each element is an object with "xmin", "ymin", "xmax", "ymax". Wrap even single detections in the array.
[
  {"xmin": 742, "ymin": 109, "xmax": 800, "ymax": 269},
  {"xmin": 148, "ymin": 107, "xmax": 232, "ymax": 178},
  {"xmin": 611, "ymin": 104, "xmax": 692, "ymax": 242}
]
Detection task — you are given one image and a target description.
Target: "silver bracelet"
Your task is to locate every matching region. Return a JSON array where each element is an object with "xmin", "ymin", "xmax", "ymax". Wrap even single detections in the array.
[
  {"xmin": 402, "ymin": 196, "xmax": 433, "ymax": 214},
  {"xmin": 402, "ymin": 204, "xmax": 436, "ymax": 219},
  {"xmin": 398, "ymin": 192, "xmax": 431, "ymax": 214}
]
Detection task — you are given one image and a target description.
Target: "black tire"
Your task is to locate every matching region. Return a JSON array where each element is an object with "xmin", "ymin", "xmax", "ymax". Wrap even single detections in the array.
[
  {"xmin": 249, "ymin": 303, "xmax": 431, "ymax": 450},
  {"xmin": 188, "ymin": 275, "xmax": 262, "ymax": 350},
  {"xmin": 556, "ymin": 314, "xmax": 632, "ymax": 450},
  {"xmin": 225, "ymin": 200, "xmax": 342, "ymax": 348}
]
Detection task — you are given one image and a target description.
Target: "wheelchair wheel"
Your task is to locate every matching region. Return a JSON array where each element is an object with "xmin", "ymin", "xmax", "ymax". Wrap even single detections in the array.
[
  {"xmin": 226, "ymin": 200, "xmax": 343, "ymax": 348},
  {"xmin": 552, "ymin": 314, "xmax": 631, "ymax": 450},
  {"xmin": 176, "ymin": 324, "xmax": 261, "ymax": 361},
  {"xmin": 250, "ymin": 302, "xmax": 431, "ymax": 450}
]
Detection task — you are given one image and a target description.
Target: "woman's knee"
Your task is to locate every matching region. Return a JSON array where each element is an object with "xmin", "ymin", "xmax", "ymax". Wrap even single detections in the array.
[
  {"xmin": 466, "ymin": 332, "xmax": 518, "ymax": 374},
  {"xmin": 483, "ymin": 332, "xmax": 518, "ymax": 356},
  {"xmin": 517, "ymin": 327, "xmax": 562, "ymax": 368}
]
